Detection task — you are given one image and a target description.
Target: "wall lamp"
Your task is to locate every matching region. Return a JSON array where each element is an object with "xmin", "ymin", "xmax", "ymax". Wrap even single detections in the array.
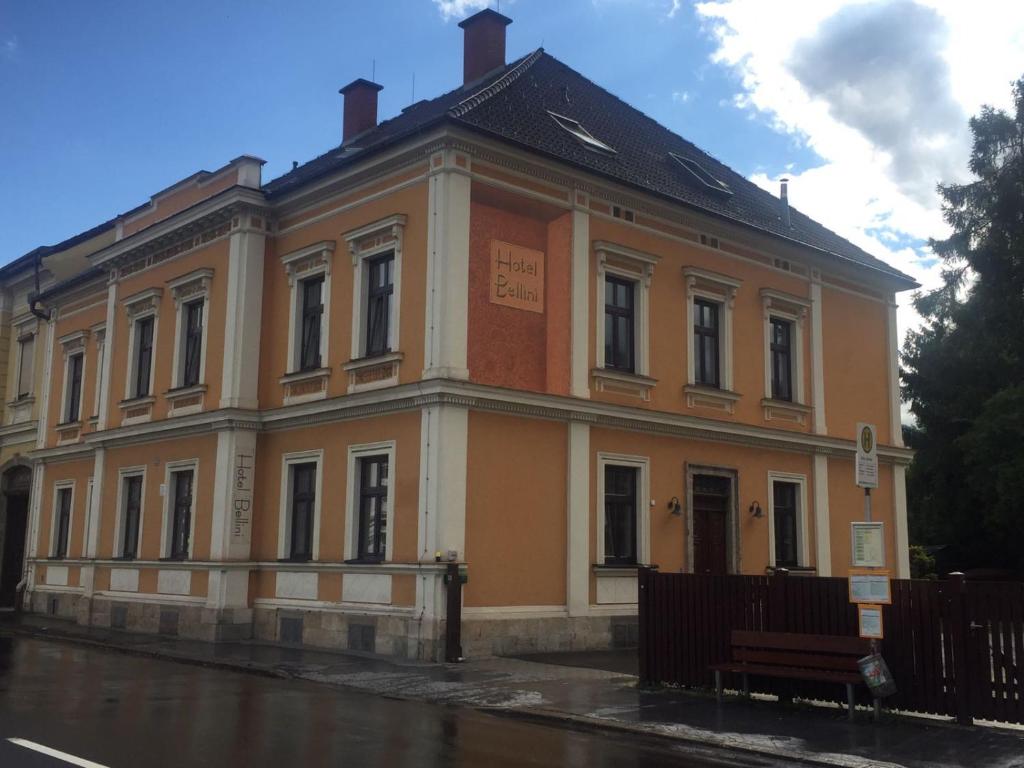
[
  {"xmin": 667, "ymin": 496, "xmax": 682, "ymax": 516},
  {"xmin": 749, "ymin": 500, "xmax": 764, "ymax": 518}
]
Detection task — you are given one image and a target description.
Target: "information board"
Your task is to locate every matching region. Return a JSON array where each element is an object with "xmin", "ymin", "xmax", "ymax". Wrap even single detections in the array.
[{"xmin": 851, "ymin": 521, "xmax": 885, "ymax": 567}]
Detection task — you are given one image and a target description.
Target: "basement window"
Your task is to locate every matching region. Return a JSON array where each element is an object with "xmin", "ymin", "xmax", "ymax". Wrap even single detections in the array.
[
  {"xmin": 548, "ymin": 112, "xmax": 616, "ymax": 155},
  {"xmin": 669, "ymin": 153, "xmax": 733, "ymax": 197}
]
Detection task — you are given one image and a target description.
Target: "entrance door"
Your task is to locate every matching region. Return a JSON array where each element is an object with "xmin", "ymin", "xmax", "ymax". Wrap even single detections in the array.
[
  {"xmin": 0, "ymin": 493, "xmax": 28, "ymax": 607},
  {"xmin": 692, "ymin": 474, "xmax": 730, "ymax": 574}
]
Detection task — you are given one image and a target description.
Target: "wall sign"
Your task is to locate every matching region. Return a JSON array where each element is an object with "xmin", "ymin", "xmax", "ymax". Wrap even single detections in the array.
[
  {"xmin": 489, "ymin": 240, "xmax": 545, "ymax": 314},
  {"xmin": 231, "ymin": 450, "xmax": 254, "ymax": 544},
  {"xmin": 858, "ymin": 604, "xmax": 885, "ymax": 639}
]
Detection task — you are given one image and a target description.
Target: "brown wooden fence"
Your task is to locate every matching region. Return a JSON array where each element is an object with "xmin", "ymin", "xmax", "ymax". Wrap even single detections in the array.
[{"xmin": 638, "ymin": 569, "xmax": 1024, "ymax": 725}]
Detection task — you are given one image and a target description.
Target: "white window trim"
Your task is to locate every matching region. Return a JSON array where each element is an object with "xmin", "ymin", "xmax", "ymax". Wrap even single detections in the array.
[
  {"xmin": 160, "ymin": 459, "xmax": 200, "ymax": 560},
  {"xmin": 684, "ymin": 266, "xmax": 740, "ymax": 391},
  {"xmin": 345, "ymin": 215, "xmax": 406, "ymax": 362},
  {"xmin": 50, "ymin": 480, "xmax": 75, "ymax": 558},
  {"xmin": 281, "ymin": 241, "xmax": 335, "ymax": 375},
  {"xmin": 277, "ymin": 450, "xmax": 324, "ymax": 561},
  {"xmin": 113, "ymin": 466, "xmax": 147, "ymax": 559},
  {"xmin": 594, "ymin": 241, "xmax": 658, "ymax": 376},
  {"xmin": 767, "ymin": 472, "xmax": 810, "ymax": 569},
  {"xmin": 761, "ymin": 289, "xmax": 809, "ymax": 405},
  {"xmin": 122, "ymin": 288, "xmax": 162, "ymax": 400},
  {"xmin": 57, "ymin": 330, "xmax": 89, "ymax": 425},
  {"xmin": 168, "ymin": 268, "xmax": 214, "ymax": 390},
  {"xmin": 344, "ymin": 440, "xmax": 397, "ymax": 562},
  {"xmin": 596, "ymin": 452, "xmax": 651, "ymax": 566}
]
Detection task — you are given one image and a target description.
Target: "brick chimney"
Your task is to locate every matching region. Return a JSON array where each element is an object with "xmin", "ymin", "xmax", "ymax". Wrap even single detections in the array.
[
  {"xmin": 459, "ymin": 8, "xmax": 512, "ymax": 85},
  {"xmin": 339, "ymin": 78, "xmax": 384, "ymax": 143}
]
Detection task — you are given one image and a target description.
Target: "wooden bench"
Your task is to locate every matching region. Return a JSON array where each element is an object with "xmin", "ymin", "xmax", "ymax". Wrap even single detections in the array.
[{"xmin": 710, "ymin": 630, "xmax": 873, "ymax": 720}]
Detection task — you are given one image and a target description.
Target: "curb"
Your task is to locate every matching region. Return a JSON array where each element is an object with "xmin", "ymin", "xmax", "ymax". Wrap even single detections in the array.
[{"xmin": 2, "ymin": 624, "xmax": 905, "ymax": 768}]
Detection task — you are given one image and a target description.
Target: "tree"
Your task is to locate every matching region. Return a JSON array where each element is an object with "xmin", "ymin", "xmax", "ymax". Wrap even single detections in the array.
[{"xmin": 902, "ymin": 76, "xmax": 1024, "ymax": 576}]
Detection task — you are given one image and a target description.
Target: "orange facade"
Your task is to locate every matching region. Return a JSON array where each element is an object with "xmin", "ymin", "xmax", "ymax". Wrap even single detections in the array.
[{"xmin": 23, "ymin": 98, "xmax": 912, "ymax": 660}]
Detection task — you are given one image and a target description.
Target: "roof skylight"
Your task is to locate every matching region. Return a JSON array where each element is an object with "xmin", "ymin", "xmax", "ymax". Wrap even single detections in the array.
[
  {"xmin": 669, "ymin": 153, "xmax": 732, "ymax": 197},
  {"xmin": 548, "ymin": 111, "xmax": 616, "ymax": 155}
]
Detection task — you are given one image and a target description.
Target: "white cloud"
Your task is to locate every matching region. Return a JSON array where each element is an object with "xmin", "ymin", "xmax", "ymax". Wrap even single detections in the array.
[
  {"xmin": 672, "ymin": 89, "xmax": 691, "ymax": 104},
  {"xmin": 695, "ymin": 0, "xmax": 1024, "ymax": 343},
  {"xmin": 433, "ymin": 0, "xmax": 492, "ymax": 22},
  {"xmin": 591, "ymin": 0, "xmax": 683, "ymax": 19}
]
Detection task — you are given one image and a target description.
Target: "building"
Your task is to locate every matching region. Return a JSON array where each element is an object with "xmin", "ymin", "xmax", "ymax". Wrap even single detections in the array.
[{"xmin": 8, "ymin": 9, "xmax": 915, "ymax": 659}]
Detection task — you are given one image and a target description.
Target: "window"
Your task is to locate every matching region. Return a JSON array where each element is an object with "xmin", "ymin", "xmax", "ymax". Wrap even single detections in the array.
[
  {"xmin": 684, "ymin": 267, "xmax": 740, "ymax": 412},
  {"xmin": 169, "ymin": 469, "xmax": 194, "ymax": 560},
  {"xmin": 548, "ymin": 111, "xmax": 616, "ymax": 155},
  {"xmin": 604, "ymin": 276, "xmax": 635, "ymax": 373},
  {"xmin": 694, "ymin": 299, "xmax": 720, "ymax": 388},
  {"xmin": 356, "ymin": 455, "xmax": 389, "ymax": 561},
  {"xmin": 770, "ymin": 318, "xmax": 793, "ymax": 402},
  {"xmin": 773, "ymin": 481, "xmax": 799, "ymax": 568},
  {"xmin": 299, "ymin": 276, "xmax": 324, "ymax": 371},
  {"xmin": 53, "ymin": 487, "xmax": 73, "ymax": 559},
  {"xmin": 132, "ymin": 316, "xmax": 154, "ymax": 398},
  {"xmin": 604, "ymin": 466, "xmax": 638, "ymax": 565},
  {"xmin": 120, "ymin": 475, "xmax": 143, "ymax": 559},
  {"xmin": 365, "ymin": 254, "xmax": 394, "ymax": 357},
  {"xmin": 593, "ymin": 242, "xmax": 658, "ymax": 399},
  {"xmin": 346, "ymin": 216, "xmax": 405, "ymax": 375},
  {"xmin": 181, "ymin": 300, "xmax": 204, "ymax": 387},
  {"xmin": 64, "ymin": 352, "xmax": 84, "ymax": 423},
  {"xmin": 289, "ymin": 462, "xmax": 316, "ymax": 561},
  {"xmin": 669, "ymin": 153, "xmax": 732, "ymax": 197},
  {"xmin": 16, "ymin": 333, "xmax": 34, "ymax": 400}
]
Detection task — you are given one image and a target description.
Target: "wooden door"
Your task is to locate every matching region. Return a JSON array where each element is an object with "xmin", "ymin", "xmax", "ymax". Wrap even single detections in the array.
[{"xmin": 692, "ymin": 474, "xmax": 730, "ymax": 574}]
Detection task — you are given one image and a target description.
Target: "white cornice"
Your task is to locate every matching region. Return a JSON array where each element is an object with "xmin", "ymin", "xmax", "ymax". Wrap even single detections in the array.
[{"xmin": 29, "ymin": 378, "xmax": 913, "ymax": 465}]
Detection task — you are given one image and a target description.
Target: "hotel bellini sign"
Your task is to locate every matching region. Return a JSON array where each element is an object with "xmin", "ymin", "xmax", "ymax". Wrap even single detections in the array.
[{"xmin": 489, "ymin": 240, "xmax": 545, "ymax": 313}]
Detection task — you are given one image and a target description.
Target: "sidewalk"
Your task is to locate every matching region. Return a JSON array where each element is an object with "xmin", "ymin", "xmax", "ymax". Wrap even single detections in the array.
[{"xmin": 4, "ymin": 614, "xmax": 1023, "ymax": 768}]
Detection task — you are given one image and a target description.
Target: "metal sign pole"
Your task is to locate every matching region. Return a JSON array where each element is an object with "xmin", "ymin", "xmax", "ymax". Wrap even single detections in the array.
[{"xmin": 864, "ymin": 487, "xmax": 872, "ymax": 522}]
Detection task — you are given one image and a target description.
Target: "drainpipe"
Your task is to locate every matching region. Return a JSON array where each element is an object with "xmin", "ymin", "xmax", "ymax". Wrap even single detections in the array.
[{"xmin": 28, "ymin": 252, "xmax": 51, "ymax": 321}]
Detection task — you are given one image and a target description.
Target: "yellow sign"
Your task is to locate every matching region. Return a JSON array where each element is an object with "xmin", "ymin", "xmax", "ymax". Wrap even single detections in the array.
[{"xmin": 490, "ymin": 240, "xmax": 545, "ymax": 314}]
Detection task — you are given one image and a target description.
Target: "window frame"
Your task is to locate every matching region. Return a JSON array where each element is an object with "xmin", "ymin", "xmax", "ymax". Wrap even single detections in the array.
[
  {"xmin": 161, "ymin": 460, "xmax": 199, "ymax": 561},
  {"xmin": 15, "ymin": 327, "xmax": 35, "ymax": 401},
  {"xmin": 277, "ymin": 450, "xmax": 324, "ymax": 562},
  {"xmin": 62, "ymin": 350, "xmax": 85, "ymax": 425},
  {"xmin": 345, "ymin": 441, "xmax": 397, "ymax": 563},
  {"xmin": 767, "ymin": 472, "xmax": 809, "ymax": 569},
  {"xmin": 364, "ymin": 252, "xmax": 395, "ymax": 358},
  {"xmin": 684, "ymin": 267, "xmax": 741, "ymax": 411},
  {"xmin": 114, "ymin": 467, "xmax": 146, "ymax": 560},
  {"xmin": 51, "ymin": 482, "xmax": 75, "ymax": 560},
  {"xmin": 760, "ymin": 289, "xmax": 809, "ymax": 410},
  {"xmin": 298, "ymin": 274, "xmax": 325, "ymax": 371},
  {"xmin": 346, "ymin": 215, "xmax": 406, "ymax": 363},
  {"xmin": 281, "ymin": 241, "xmax": 335, "ymax": 376},
  {"xmin": 121, "ymin": 288, "xmax": 162, "ymax": 402},
  {"xmin": 168, "ymin": 268, "xmax": 213, "ymax": 391},
  {"xmin": 693, "ymin": 298, "xmax": 721, "ymax": 388},
  {"xmin": 595, "ymin": 453, "xmax": 650, "ymax": 567},
  {"xmin": 593, "ymin": 242, "xmax": 658, "ymax": 396},
  {"xmin": 603, "ymin": 274, "xmax": 636, "ymax": 373},
  {"xmin": 769, "ymin": 316, "xmax": 793, "ymax": 402}
]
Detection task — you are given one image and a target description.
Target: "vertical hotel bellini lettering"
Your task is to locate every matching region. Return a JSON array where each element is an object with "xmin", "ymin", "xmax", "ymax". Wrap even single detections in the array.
[{"xmin": 4, "ymin": 9, "xmax": 916, "ymax": 659}]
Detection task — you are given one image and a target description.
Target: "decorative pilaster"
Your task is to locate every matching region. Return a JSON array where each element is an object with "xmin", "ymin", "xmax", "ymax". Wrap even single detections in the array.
[
  {"xmin": 423, "ymin": 149, "xmax": 471, "ymax": 380},
  {"xmin": 812, "ymin": 451, "xmax": 832, "ymax": 576},
  {"xmin": 220, "ymin": 210, "xmax": 267, "ymax": 409},
  {"xmin": 809, "ymin": 273, "xmax": 827, "ymax": 435},
  {"xmin": 571, "ymin": 190, "xmax": 591, "ymax": 398}
]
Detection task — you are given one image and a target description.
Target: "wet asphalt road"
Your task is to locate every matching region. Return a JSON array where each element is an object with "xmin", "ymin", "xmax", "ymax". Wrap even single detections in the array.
[{"xmin": 0, "ymin": 635, "xmax": 796, "ymax": 767}]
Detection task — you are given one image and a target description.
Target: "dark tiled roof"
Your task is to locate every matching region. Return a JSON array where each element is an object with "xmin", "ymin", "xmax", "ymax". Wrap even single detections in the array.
[
  {"xmin": 1, "ymin": 217, "xmax": 118, "ymax": 279},
  {"xmin": 263, "ymin": 49, "xmax": 917, "ymax": 286}
]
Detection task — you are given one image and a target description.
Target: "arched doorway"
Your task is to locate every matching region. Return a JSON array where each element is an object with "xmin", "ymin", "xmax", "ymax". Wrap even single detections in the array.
[{"xmin": 0, "ymin": 464, "xmax": 32, "ymax": 608}]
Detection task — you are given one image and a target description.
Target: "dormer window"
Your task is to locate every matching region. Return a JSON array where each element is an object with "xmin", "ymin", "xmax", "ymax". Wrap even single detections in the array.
[
  {"xmin": 548, "ymin": 112, "xmax": 616, "ymax": 155},
  {"xmin": 669, "ymin": 153, "xmax": 732, "ymax": 197}
]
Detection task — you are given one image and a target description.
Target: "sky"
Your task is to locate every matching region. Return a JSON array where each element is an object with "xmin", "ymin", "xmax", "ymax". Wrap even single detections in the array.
[{"xmin": 2, "ymin": 0, "xmax": 1023, "ymax": 346}]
